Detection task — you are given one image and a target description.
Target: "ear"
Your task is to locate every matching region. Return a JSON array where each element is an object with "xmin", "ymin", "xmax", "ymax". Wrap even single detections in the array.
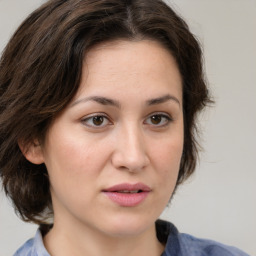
[{"xmin": 18, "ymin": 139, "xmax": 44, "ymax": 165}]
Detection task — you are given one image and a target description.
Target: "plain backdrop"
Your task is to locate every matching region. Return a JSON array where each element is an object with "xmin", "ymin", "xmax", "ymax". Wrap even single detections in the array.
[{"xmin": 0, "ymin": 0, "xmax": 255, "ymax": 255}]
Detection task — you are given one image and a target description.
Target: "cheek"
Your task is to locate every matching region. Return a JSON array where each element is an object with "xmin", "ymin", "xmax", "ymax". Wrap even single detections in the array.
[
  {"xmin": 45, "ymin": 133, "xmax": 110, "ymax": 176},
  {"xmin": 154, "ymin": 137, "xmax": 183, "ymax": 170},
  {"xmin": 44, "ymin": 137, "xmax": 115, "ymax": 205},
  {"xmin": 151, "ymin": 135, "xmax": 183, "ymax": 193},
  {"xmin": 44, "ymin": 138, "xmax": 108, "ymax": 206}
]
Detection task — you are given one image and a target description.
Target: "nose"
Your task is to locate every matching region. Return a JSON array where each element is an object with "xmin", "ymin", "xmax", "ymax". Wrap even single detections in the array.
[{"xmin": 111, "ymin": 123, "xmax": 150, "ymax": 172}]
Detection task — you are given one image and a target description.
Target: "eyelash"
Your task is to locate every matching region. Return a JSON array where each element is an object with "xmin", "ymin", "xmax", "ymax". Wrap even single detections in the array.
[
  {"xmin": 144, "ymin": 113, "xmax": 172, "ymax": 127},
  {"xmin": 81, "ymin": 113, "xmax": 112, "ymax": 129},
  {"xmin": 81, "ymin": 112, "xmax": 173, "ymax": 129}
]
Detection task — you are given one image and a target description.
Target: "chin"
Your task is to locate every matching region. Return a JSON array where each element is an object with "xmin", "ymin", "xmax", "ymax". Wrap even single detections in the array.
[{"xmin": 99, "ymin": 213, "xmax": 156, "ymax": 238}]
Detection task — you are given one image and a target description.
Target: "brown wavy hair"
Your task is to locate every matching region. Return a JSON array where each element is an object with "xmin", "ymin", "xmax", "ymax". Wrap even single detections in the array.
[{"xmin": 0, "ymin": 0, "xmax": 211, "ymax": 224}]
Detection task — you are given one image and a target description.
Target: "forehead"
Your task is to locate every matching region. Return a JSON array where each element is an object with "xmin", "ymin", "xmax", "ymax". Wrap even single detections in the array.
[{"xmin": 74, "ymin": 40, "xmax": 182, "ymax": 102}]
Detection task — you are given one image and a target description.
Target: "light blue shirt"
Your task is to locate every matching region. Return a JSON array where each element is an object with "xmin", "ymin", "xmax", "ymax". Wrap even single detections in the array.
[{"xmin": 13, "ymin": 220, "xmax": 250, "ymax": 256}]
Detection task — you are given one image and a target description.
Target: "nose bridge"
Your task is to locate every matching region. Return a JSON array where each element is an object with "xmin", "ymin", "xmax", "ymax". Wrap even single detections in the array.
[
  {"xmin": 112, "ymin": 120, "xmax": 149, "ymax": 171},
  {"xmin": 124, "ymin": 121, "xmax": 144, "ymax": 155}
]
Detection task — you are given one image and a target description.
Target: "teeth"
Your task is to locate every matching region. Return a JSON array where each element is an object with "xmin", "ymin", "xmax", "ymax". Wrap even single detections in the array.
[{"xmin": 118, "ymin": 190, "xmax": 139, "ymax": 193}]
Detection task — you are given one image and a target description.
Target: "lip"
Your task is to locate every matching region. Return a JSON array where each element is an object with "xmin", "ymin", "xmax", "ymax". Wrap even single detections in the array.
[{"xmin": 102, "ymin": 183, "xmax": 151, "ymax": 207}]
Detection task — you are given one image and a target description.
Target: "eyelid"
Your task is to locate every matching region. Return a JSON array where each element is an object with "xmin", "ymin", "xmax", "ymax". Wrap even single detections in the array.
[
  {"xmin": 144, "ymin": 112, "xmax": 173, "ymax": 127},
  {"xmin": 146, "ymin": 111, "xmax": 173, "ymax": 119},
  {"xmin": 81, "ymin": 113, "xmax": 112, "ymax": 128}
]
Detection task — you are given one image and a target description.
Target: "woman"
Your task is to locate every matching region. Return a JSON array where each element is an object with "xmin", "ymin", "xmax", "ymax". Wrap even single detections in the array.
[{"xmin": 0, "ymin": 0, "xmax": 249, "ymax": 255}]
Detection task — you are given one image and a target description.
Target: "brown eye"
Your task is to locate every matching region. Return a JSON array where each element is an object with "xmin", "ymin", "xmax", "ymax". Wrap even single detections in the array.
[
  {"xmin": 144, "ymin": 113, "xmax": 172, "ymax": 127},
  {"xmin": 150, "ymin": 115, "xmax": 162, "ymax": 125},
  {"xmin": 92, "ymin": 116, "xmax": 104, "ymax": 126},
  {"xmin": 82, "ymin": 114, "xmax": 111, "ymax": 128}
]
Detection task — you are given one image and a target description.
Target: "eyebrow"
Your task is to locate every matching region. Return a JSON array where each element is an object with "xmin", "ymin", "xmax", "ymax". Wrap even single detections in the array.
[
  {"xmin": 71, "ymin": 94, "xmax": 180, "ymax": 108},
  {"xmin": 146, "ymin": 94, "xmax": 180, "ymax": 106},
  {"xmin": 71, "ymin": 96, "xmax": 121, "ymax": 108}
]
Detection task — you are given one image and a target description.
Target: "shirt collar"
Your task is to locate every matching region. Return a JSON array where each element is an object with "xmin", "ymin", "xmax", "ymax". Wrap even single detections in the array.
[
  {"xmin": 31, "ymin": 219, "xmax": 180, "ymax": 256},
  {"xmin": 32, "ymin": 229, "xmax": 50, "ymax": 256}
]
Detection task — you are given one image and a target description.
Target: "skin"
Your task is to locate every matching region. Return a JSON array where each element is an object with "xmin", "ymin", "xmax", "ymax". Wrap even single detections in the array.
[{"xmin": 25, "ymin": 40, "xmax": 184, "ymax": 256}]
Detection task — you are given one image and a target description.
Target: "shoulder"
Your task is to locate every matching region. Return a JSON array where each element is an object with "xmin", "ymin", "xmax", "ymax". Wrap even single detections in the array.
[
  {"xmin": 13, "ymin": 238, "xmax": 35, "ymax": 256},
  {"xmin": 13, "ymin": 229, "xmax": 50, "ymax": 256},
  {"xmin": 156, "ymin": 219, "xmax": 250, "ymax": 256},
  {"xmin": 178, "ymin": 233, "xmax": 250, "ymax": 256}
]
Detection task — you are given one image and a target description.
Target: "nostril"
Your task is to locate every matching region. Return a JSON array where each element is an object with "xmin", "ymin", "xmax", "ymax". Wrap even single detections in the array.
[
  {"xmin": 111, "ymin": 146, "xmax": 150, "ymax": 172},
  {"xmin": 119, "ymin": 165, "xmax": 129, "ymax": 170}
]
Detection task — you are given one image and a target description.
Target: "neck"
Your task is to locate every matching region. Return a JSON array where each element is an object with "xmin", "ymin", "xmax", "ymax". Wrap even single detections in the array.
[{"xmin": 43, "ymin": 219, "xmax": 164, "ymax": 256}]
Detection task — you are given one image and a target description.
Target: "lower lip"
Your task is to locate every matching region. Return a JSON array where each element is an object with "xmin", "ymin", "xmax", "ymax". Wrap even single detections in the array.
[{"xmin": 103, "ymin": 191, "xmax": 149, "ymax": 207}]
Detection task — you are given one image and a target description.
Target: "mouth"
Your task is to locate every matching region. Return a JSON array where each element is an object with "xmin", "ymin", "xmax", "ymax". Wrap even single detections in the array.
[
  {"xmin": 102, "ymin": 183, "xmax": 151, "ymax": 207},
  {"xmin": 103, "ymin": 182, "xmax": 151, "ymax": 193},
  {"xmin": 112, "ymin": 190, "xmax": 143, "ymax": 194}
]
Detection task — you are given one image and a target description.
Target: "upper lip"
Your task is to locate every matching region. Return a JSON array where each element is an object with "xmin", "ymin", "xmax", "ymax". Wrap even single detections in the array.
[{"xmin": 103, "ymin": 183, "xmax": 151, "ymax": 192}]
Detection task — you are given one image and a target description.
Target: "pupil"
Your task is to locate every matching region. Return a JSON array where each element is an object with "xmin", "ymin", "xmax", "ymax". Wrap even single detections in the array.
[
  {"xmin": 151, "ymin": 115, "xmax": 161, "ymax": 124},
  {"xmin": 93, "ymin": 116, "xmax": 104, "ymax": 126}
]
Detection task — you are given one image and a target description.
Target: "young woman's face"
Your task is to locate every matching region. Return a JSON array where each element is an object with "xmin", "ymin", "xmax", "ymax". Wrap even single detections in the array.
[{"xmin": 40, "ymin": 40, "xmax": 183, "ymax": 237}]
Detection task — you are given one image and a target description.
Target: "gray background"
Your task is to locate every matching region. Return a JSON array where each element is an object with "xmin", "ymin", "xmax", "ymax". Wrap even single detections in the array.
[{"xmin": 0, "ymin": 0, "xmax": 255, "ymax": 255}]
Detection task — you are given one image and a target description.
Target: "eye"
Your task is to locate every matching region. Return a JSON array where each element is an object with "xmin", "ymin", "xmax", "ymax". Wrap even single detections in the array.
[
  {"xmin": 144, "ymin": 113, "xmax": 172, "ymax": 127},
  {"xmin": 81, "ymin": 114, "xmax": 111, "ymax": 128}
]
